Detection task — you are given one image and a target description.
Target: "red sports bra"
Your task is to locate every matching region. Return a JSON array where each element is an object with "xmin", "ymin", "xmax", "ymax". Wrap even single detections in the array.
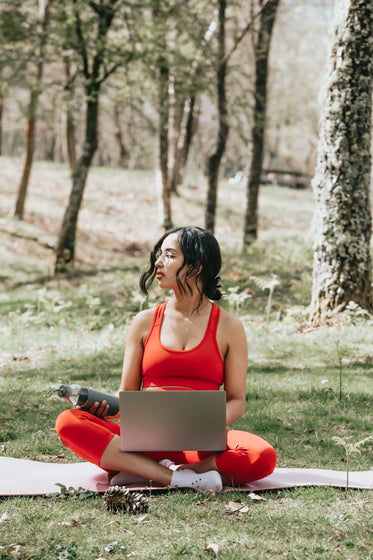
[{"xmin": 141, "ymin": 302, "xmax": 224, "ymax": 391}]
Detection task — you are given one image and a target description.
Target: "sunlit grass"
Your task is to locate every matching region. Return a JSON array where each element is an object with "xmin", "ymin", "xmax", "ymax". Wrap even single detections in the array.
[{"xmin": 0, "ymin": 158, "xmax": 372, "ymax": 560}]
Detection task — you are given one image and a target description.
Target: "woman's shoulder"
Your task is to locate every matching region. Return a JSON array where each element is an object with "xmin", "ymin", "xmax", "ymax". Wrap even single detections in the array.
[
  {"xmin": 217, "ymin": 307, "xmax": 246, "ymax": 339},
  {"xmin": 128, "ymin": 305, "xmax": 160, "ymax": 340},
  {"xmin": 132, "ymin": 305, "xmax": 159, "ymax": 327}
]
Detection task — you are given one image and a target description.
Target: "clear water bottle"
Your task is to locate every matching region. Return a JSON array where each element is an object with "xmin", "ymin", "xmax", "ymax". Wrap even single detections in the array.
[{"xmin": 47, "ymin": 384, "xmax": 119, "ymax": 416}]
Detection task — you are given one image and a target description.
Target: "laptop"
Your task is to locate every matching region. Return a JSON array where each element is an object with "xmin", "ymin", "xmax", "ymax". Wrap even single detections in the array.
[{"xmin": 119, "ymin": 390, "xmax": 226, "ymax": 452}]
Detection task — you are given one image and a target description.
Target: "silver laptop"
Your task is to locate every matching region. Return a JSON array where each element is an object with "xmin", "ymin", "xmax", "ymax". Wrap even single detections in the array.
[{"xmin": 119, "ymin": 391, "xmax": 226, "ymax": 452}]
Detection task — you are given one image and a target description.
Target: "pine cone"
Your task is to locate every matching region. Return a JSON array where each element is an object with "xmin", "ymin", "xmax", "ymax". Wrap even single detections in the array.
[{"xmin": 104, "ymin": 486, "xmax": 149, "ymax": 514}]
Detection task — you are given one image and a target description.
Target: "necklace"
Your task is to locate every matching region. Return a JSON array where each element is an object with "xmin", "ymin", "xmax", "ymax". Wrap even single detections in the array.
[{"xmin": 184, "ymin": 317, "xmax": 191, "ymax": 334}]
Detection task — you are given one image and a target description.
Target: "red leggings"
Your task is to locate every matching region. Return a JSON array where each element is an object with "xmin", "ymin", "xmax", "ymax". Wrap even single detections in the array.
[{"xmin": 56, "ymin": 409, "xmax": 276, "ymax": 485}]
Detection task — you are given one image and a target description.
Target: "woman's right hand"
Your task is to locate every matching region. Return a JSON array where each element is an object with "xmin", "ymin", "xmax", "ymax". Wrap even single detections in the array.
[{"xmin": 78, "ymin": 400, "xmax": 110, "ymax": 419}]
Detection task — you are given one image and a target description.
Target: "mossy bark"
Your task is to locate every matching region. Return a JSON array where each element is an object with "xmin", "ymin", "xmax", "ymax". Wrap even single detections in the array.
[{"xmin": 310, "ymin": 0, "xmax": 373, "ymax": 324}]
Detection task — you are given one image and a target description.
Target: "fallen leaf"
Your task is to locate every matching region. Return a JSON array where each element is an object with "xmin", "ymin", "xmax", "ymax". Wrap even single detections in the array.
[
  {"xmin": 56, "ymin": 518, "xmax": 81, "ymax": 528},
  {"xmin": 196, "ymin": 491, "xmax": 216, "ymax": 505},
  {"xmin": 248, "ymin": 492, "xmax": 265, "ymax": 501},
  {"xmin": 134, "ymin": 514, "xmax": 148, "ymax": 523},
  {"xmin": 204, "ymin": 543, "xmax": 219, "ymax": 556},
  {"xmin": 224, "ymin": 499, "xmax": 250, "ymax": 514},
  {"xmin": 6, "ymin": 544, "xmax": 21, "ymax": 558}
]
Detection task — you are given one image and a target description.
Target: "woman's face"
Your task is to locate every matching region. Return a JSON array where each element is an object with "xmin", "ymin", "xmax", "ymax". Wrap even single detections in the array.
[{"xmin": 154, "ymin": 233, "xmax": 185, "ymax": 291}]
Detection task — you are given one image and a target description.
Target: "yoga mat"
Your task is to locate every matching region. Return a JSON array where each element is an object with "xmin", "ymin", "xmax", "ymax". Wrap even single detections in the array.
[{"xmin": 1, "ymin": 458, "xmax": 372, "ymax": 496}]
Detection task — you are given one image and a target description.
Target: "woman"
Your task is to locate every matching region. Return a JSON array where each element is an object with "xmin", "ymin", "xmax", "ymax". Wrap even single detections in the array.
[{"xmin": 56, "ymin": 226, "xmax": 276, "ymax": 491}]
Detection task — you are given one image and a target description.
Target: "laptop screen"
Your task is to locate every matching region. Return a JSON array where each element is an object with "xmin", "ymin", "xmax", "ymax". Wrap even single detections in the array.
[{"xmin": 119, "ymin": 390, "xmax": 226, "ymax": 451}]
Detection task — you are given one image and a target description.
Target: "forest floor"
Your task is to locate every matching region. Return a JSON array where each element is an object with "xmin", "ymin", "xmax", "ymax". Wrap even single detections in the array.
[{"xmin": 0, "ymin": 156, "xmax": 372, "ymax": 560}]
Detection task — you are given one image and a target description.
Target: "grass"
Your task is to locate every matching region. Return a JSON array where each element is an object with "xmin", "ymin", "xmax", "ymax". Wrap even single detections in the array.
[{"xmin": 0, "ymin": 156, "xmax": 372, "ymax": 559}]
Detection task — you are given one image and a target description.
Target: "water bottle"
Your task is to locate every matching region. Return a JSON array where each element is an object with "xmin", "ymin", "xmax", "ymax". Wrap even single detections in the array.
[{"xmin": 47, "ymin": 384, "xmax": 119, "ymax": 416}]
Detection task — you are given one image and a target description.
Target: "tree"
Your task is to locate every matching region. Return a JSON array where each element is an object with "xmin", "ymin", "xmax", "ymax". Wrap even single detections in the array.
[
  {"xmin": 55, "ymin": 0, "xmax": 133, "ymax": 272},
  {"xmin": 147, "ymin": 0, "xmax": 215, "ymax": 229},
  {"xmin": 152, "ymin": 2, "xmax": 173, "ymax": 230},
  {"xmin": 0, "ymin": 75, "xmax": 3, "ymax": 155},
  {"xmin": 13, "ymin": 0, "xmax": 54, "ymax": 220},
  {"xmin": 63, "ymin": 57, "xmax": 77, "ymax": 171},
  {"xmin": 243, "ymin": 0, "xmax": 280, "ymax": 244},
  {"xmin": 205, "ymin": 0, "xmax": 228, "ymax": 233},
  {"xmin": 310, "ymin": 0, "xmax": 373, "ymax": 324}
]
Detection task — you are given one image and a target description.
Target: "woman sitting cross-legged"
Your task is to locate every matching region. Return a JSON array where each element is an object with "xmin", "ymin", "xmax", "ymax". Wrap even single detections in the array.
[{"xmin": 56, "ymin": 226, "xmax": 276, "ymax": 492}]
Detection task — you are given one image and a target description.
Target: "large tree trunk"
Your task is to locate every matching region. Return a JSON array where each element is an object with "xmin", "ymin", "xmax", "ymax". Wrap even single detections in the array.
[
  {"xmin": 55, "ymin": 98, "xmax": 99, "ymax": 272},
  {"xmin": 14, "ymin": 0, "xmax": 53, "ymax": 220},
  {"xmin": 310, "ymin": 0, "xmax": 373, "ymax": 324},
  {"xmin": 0, "ymin": 88, "xmax": 3, "ymax": 156},
  {"xmin": 205, "ymin": 0, "xmax": 228, "ymax": 234},
  {"xmin": 243, "ymin": 0, "xmax": 280, "ymax": 244}
]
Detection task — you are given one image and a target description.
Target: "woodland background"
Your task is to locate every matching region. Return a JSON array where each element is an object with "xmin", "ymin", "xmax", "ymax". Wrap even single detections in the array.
[{"xmin": 0, "ymin": 0, "xmax": 333, "ymax": 193}]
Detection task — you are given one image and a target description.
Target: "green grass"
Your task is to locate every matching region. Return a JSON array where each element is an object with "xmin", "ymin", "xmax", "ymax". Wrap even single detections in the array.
[{"xmin": 0, "ymin": 157, "xmax": 372, "ymax": 560}]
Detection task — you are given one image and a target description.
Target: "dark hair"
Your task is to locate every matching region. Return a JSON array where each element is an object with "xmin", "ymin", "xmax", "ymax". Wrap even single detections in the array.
[{"xmin": 140, "ymin": 226, "xmax": 222, "ymax": 308}]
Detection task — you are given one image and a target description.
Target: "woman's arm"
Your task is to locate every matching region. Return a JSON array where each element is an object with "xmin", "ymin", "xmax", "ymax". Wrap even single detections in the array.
[
  {"xmin": 89, "ymin": 309, "xmax": 154, "ymax": 419},
  {"xmin": 219, "ymin": 312, "xmax": 248, "ymax": 425},
  {"xmin": 117, "ymin": 308, "xmax": 155, "ymax": 392}
]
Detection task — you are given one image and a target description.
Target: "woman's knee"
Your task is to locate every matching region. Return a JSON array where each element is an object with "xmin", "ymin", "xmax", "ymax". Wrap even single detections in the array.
[
  {"xmin": 55, "ymin": 408, "xmax": 82, "ymax": 439},
  {"xmin": 260, "ymin": 444, "xmax": 277, "ymax": 478}
]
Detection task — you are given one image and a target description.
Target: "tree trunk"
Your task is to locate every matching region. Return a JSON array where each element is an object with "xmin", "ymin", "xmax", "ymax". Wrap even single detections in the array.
[
  {"xmin": 55, "ymin": 97, "xmax": 99, "ymax": 272},
  {"xmin": 205, "ymin": 0, "xmax": 228, "ymax": 234},
  {"xmin": 54, "ymin": 0, "xmax": 119, "ymax": 272},
  {"xmin": 14, "ymin": 80, "xmax": 41, "ymax": 220},
  {"xmin": 180, "ymin": 96, "xmax": 197, "ymax": 178},
  {"xmin": 169, "ymin": 93, "xmax": 184, "ymax": 194},
  {"xmin": 14, "ymin": 0, "xmax": 53, "ymax": 220},
  {"xmin": 310, "ymin": 0, "xmax": 373, "ymax": 324},
  {"xmin": 158, "ymin": 62, "xmax": 173, "ymax": 230},
  {"xmin": 114, "ymin": 104, "xmax": 127, "ymax": 168},
  {"xmin": 63, "ymin": 58, "xmax": 77, "ymax": 171},
  {"xmin": 0, "ymin": 89, "xmax": 3, "ymax": 155},
  {"xmin": 243, "ymin": 0, "xmax": 280, "ymax": 244}
]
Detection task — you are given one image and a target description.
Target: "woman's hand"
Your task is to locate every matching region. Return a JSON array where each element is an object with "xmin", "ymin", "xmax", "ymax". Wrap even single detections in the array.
[{"xmin": 78, "ymin": 400, "xmax": 110, "ymax": 419}]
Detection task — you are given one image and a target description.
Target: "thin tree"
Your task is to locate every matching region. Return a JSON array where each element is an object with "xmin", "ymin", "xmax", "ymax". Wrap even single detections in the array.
[
  {"xmin": 205, "ymin": 0, "xmax": 276, "ymax": 234},
  {"xmin": 173, "ymin": 12, "xmax": 218, "ymax": 191},
  {"xmin": 63, "ymin": 56, "xmax": 77, "ymax": 171},
  {"xmin": 14, "ymin": 0, "xmax": 54, "ymax": 220},
  {"xmin": 152, "ymin": 1, "xmax": 214, "ymax": 229},
  {"xmin": 205, "ymin": 0, "xmax": 228, "ymax": 234},
  {"xmin": 310, "ymin": 0, "xmax": 373, "ymax": 324},
  {"xmin": 243, "ymin": 0, "xmax": 280, "ymax": 244},
  {"xmin": 153, "ymin": 2, "xmax": 173, "ymax": 230},
  {"xmin": 55, "ymin": 0, "xmax": 128, "ymax": 272}
]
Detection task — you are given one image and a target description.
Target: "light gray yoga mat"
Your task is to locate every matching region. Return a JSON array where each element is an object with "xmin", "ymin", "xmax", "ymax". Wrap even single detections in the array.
[{"xmin": 1, "ymin": 457, "xmax": 372, "ymax": 495}]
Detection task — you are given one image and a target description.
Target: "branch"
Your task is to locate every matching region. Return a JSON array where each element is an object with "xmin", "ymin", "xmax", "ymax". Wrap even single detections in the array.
[
  {"xmin": 221, "ymin": 0, "xmax": 273, "ymax": 68},
  {"xmin": 88, "ymin": 0, "xmax": 120, "ymax": 18}
]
